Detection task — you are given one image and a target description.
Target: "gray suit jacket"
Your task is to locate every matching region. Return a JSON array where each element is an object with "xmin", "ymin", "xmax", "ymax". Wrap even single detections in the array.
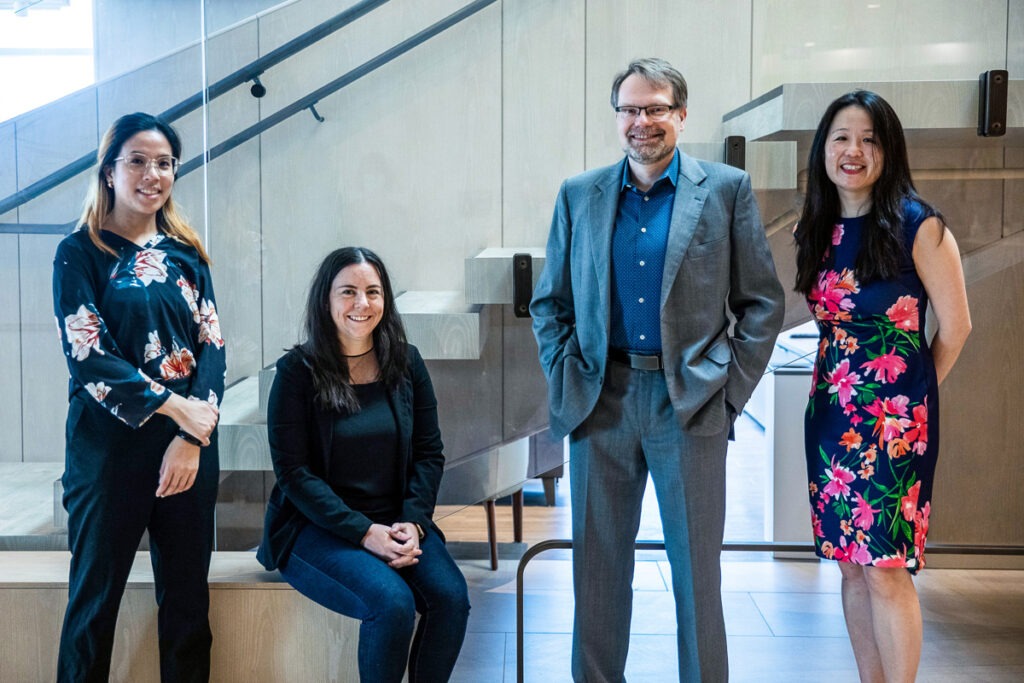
[{"xmin": 530, "ymin": 151, "xmax": 785, "ymax": 439}]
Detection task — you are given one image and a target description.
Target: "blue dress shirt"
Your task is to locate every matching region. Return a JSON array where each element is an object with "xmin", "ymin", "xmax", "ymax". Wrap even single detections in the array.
[{"xmin": 609, "ymin": 149, "xmax": 679, "ymax": 354}]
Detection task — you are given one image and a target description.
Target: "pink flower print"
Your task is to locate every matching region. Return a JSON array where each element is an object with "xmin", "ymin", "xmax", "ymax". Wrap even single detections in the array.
[
  {"xmin": 816, "ymin": 499, "xmax": 826, "ymax": 513},
  {"xmin": 840, "ymin": 519, "xmax": 853, "ymax": 535},
  {"xmin": 198, "ymin": 299, "xmax": 224, "ymax": 349},
  {"xmin": 133, "ymin": 248, "xmax": 168, "ymax": 286},
  {"xmin": 832, "ymin": 223, "xmax": 845, "ymax": 246},
  {"xmin": 860, "ymin": 349, "xmax": 907, "ymax": 384},
  {"xmin": 159, "ymin": 342, "xmax": 196, "ymax": 380},
  {"xmin": 810, "ymin": 511, "xmax": 825, "ymax": 538},
  {"xmin": 825, "ymin": 359, "xmax": 861, "ymax": 407},
  {"xmin": 835, "ymin": 536, "xmax": 872, "ymax": 565},
  {"xmin": 864, "ymin": 395, "xmax": 912, "ymax": 445},
  {"xmin": 914, "ymin": 502, "xmax": 931, "ymax": 562},
  {"xmin": 850, "ymin": 413, "xmax": 863, "ymax": 426},
  {"xmin": 64, "ymin": 305, "xmax": 104, "ymax": 361},
  {"xmin": 886, "ymin": 295, "xmax": 919, "ymax": 332},
  {"xmin": 858, "ymin": 463, "xmax": 874, "ymax": 480},
  {"xmin": 85, "ymin": 381, "xmax": 111, "ymax": 403},
  {"xmin": 822, "ymin": 459, "xmax": 856, "ymax": 500},
  {"xmin": 178, "ymin": 277, "xmax": 200, "ymax": 322},
  {"xmin": 851, "ymin": 492, "xmax": 879, "ymax": 530},
  {"xmin": 820, "ymin": 541, "xmax": 835, "ymax": 559},
  {"xmin": 811, "ymin": 269, "xmax": 859, "ymax": 322},
  {"xmin": 904, "ymin": 403, "xmax": 928, "ymax": 455},
  {"xmin": 144, "ymin": 331, "xmax": 164, "ymax": 362},
  {"xmin": 873, "ymin": 551, "xmax": 908, "ymax": 568},
  {"xmin": 901, "ymin": 481, "xmax": 922, "ymax": 522}
]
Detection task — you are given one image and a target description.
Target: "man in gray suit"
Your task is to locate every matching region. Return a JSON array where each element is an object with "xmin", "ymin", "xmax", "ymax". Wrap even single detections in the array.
[{"xmin": 531, "ymin": 58, "xmax": 785, "ymax": 682}]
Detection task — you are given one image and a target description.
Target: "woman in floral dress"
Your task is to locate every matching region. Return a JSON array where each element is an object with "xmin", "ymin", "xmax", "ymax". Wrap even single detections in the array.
[
  {"xmin": 794, "ymin": 91, "xmax": 971, "ymax": 682},
  {"xmin": 52, "ymin": 112, "xmax": 225, "ymax": 681}
]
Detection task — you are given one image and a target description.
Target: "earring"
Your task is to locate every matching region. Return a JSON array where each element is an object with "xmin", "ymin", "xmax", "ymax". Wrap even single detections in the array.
[{"xmin": 106, "ymin": 179, "xmax": 113, "ymax": 188}]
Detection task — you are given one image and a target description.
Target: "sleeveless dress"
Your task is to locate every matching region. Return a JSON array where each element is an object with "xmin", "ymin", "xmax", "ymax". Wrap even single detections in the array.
[{"xmin": 803, "ymin": 200, "xmax": 938, "ymax": 574}]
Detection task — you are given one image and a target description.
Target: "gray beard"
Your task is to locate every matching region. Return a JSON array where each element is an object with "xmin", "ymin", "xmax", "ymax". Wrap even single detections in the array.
[{"xmin": 624, "ymin": 141, "xmax": 673, "ymax": 166}]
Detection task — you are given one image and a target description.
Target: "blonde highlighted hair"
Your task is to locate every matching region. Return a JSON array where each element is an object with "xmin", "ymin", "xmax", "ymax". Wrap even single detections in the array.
[{"xmin": 79, "ymin": 112, "xmax": 210, "ymax": 264}]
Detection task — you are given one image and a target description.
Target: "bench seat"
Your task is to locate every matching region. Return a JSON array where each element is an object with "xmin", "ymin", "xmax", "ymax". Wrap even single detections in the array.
[{"xmin": 0, "ymin": 551, "xmax": 360, "ymax": 682}]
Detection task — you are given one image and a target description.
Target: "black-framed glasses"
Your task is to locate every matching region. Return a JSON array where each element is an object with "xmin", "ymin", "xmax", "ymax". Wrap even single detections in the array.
[
  {"xmin": 113, "ymin": 153, "xmax": 179, "ymax": 176},
  {"xmin": 614, "ymin": 104, "xmax": 677, "ymax": 121}
]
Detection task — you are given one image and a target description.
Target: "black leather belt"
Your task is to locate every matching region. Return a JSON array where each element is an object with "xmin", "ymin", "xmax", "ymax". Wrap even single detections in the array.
[{"xmin": 608, "ymin": 347, "xmax": 663, "ymax": 371}]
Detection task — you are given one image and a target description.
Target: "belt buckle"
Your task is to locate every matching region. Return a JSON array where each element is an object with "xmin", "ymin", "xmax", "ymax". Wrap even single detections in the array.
[{"xmin": 629, "ymin": 353, "xmax": 662, "ymax": 371}]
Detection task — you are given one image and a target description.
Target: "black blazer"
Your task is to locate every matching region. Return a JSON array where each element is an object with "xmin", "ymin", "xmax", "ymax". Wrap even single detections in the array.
[{"xmin": 257, "ymin": 344, "xmax": 445, "ymax": 571}]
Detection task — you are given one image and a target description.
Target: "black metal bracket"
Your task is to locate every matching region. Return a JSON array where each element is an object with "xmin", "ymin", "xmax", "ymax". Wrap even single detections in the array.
[
  {"xmin": 250, "ymin": 75, "xmax": 267, "ymax": 98},
  {"xmin": 512, "ymin": 253, "xmax": 533, "ymax": 318},
  {"xmin": 308, "ymin": 103, "xmax": 325, "ymax": 123},
  {"xmin": 725, "ymin": 135, "xmax": 746, "ymax": 170}
]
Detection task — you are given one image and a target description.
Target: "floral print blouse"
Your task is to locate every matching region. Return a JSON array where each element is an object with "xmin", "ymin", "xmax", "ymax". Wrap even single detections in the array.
[{"xmin": 53, "ymin": 228, "xmax": 225, "ymax": 428}]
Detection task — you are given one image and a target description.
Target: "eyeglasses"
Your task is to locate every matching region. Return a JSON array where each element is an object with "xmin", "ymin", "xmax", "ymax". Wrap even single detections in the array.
[
  {"xmin": 614, "ymin": 105, "xmax": 678, "ymax": 121},
  {"xmin": 113, "ymin": 153, "xmax": 179, "ymax": 176}
]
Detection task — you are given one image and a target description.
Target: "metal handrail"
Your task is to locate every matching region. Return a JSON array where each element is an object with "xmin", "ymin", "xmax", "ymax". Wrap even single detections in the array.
[
  {"xmin": 0, "ymin": 0, "xmax": 496, "ymax": 223},
  {"xmin": 514, "ymin": 538, "xmax": 1024, "ymax": 683}
]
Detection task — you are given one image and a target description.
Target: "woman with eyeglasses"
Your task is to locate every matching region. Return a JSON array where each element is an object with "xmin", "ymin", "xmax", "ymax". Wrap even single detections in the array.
[{"xmin": 52, "ymin": 112, "xmax": 225, "ymax": 681}]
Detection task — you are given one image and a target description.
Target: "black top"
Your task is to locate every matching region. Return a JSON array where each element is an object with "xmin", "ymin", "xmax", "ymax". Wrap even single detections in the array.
[
  {"xmin": 329, "ymin": 381, "xmax": 401, "ymax": 524},
  {"xmin": 257, "ymin": 344, "xmax": 446, "ymax": 571}
]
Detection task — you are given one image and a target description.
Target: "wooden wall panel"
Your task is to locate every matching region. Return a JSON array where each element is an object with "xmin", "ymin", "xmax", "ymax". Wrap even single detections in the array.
[
  {"xmin": 501, "ymin": 0, "xmax": 586, "ymax": 248},
  {"xmin": 932, "ymin": 260, "xmax": 1024, "ymax": 549}
]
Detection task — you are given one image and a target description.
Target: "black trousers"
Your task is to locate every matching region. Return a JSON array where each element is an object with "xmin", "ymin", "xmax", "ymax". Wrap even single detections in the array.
[{"xmin": 57, "ymin": 396, "xmax": 219, "ymax": 683}]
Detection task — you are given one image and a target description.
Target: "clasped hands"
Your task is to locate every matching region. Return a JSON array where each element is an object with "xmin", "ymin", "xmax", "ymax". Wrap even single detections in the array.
[
  {"xmin": 361, "ymin": 522, "xmax": 423, "ymax": 568},
  {"xmin": 155, "ymin": 394, "xmax": 220, "ymax": 498}
]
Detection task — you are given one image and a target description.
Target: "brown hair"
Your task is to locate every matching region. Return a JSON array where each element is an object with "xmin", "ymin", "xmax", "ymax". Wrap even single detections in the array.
[{"xmin": 78, "ymin": 112, "xmax": 210, "ymax": 263}]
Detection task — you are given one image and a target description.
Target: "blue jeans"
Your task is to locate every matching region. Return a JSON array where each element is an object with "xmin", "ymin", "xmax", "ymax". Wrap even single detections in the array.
[{"xmin": 280, "ymin": 522, "xmax": 470, "ymax": 683}]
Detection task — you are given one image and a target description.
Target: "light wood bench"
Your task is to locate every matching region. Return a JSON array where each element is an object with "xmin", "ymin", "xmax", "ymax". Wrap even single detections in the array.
[{"xmin": 0, "ymin": 551, "xmax": 360, "ymax": 682}]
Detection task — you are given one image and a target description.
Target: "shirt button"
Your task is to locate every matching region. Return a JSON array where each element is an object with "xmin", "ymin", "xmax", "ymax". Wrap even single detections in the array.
[
  {"xmin": 639, "ymin": 260, "xmax": 645, "ymax": 266},
  {"xmin": 638, "ymin": 297, "xmax": 644, "ymax": 303},
  {"xmin": 639, "ymin": 334, "xmax": 646, "ymax": 340},
  {"xmin": 641, "ymin": 227, "xmax": 647, "ymax": 233},
  {"xmin": 643, "ymin": 196, "xmax": 649, "ymax": 202}
]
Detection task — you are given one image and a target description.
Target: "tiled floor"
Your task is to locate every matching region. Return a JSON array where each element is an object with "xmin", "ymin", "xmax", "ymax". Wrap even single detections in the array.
[{"xmin": 442, "ymin": 417, "xmax": 1024, "ymax": 682}]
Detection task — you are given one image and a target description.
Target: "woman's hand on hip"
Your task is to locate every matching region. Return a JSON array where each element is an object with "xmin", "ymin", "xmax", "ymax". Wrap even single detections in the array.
[
  {"xmin": 156, "ymin": 436, "xmax": 201, "ymax": 497},
  {"xmin": 361, "ymin": 523, "xmax": 422, "ymax": 568}
]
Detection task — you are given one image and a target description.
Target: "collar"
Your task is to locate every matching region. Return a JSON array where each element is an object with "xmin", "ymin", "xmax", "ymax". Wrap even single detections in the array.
[{"xmin": 620, "ymin": 148, "xmax": 680, "ymax": 192}]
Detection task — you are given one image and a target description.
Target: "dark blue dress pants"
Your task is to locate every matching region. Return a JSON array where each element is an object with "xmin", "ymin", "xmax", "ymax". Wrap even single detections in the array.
[{"xmin": 57, "ymin": 396, "xmax": 219, "ymax": 682}]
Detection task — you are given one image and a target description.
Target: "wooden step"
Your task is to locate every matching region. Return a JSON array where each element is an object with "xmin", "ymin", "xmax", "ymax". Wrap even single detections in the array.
[
  {"xmin": 464, "ymin": 247, "xmax": 546, "ymax": 304},
  {"xmin": 395, "ymin": 290, "xmax": 488, "ymax": 360}
]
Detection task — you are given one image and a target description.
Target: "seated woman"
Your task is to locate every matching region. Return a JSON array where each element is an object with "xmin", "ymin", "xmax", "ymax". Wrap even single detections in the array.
[{"xmin": 257, "ymin": 246, "xmax": 469, "ymax": 683}]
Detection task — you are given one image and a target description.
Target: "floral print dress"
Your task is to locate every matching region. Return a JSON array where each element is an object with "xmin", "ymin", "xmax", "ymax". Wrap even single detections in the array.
[
  {"xmin": 53, "ymin": 228, "xmax": 225, "ymax": 429},
  {"xmin": 804, "ymin": 200, "xmax": 937, "ymax": 574}
]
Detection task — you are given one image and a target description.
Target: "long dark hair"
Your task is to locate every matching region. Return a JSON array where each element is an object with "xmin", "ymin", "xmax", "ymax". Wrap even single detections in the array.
[
  {"xmin": 298, "ymin": 246, "xmax": 407, "ymax": 412},
  {"xmin": 794, "ymin": 90, "xmax": 942, "ymax": 295},
  {"xmin": 79, "ymin": 112, "xmax": 210, "ymax": 262}
]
